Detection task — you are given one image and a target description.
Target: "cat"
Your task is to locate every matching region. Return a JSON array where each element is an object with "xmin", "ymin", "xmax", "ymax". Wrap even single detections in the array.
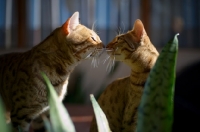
[
  {"xmin": 0, "ymin": 11, "xmax": 104, "ymax": 132},
  {"xmin": 90, "ymin": 19, "xmax": 159, "ymax": 132}
]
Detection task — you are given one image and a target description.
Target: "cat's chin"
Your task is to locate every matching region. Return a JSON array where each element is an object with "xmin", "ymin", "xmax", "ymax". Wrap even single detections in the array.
[
  {"xmin": 110, "ymin": 54, "xmax": 123, "ymax": 61},
  {"xmin": 107, "ymin": 51, "xmax": 120, "ymax": 56},
  {"xmin": 110, "ymin": 53, "xmax": 121, "ymax": 57}
]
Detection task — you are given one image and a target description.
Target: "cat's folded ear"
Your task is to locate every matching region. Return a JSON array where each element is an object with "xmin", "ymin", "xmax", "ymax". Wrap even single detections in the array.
[
  {"xmin": 62, "ymin": 11, "xmax": 80, "ymax": 35},
  {"xmin": 132, "ymin": 19, "xmax": 147, "ymax": 42}
]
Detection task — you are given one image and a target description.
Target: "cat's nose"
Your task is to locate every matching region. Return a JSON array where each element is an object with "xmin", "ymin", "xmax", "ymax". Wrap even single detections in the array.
[
  {"xmin": 106, "ymin": 42, "xmax": 112, "ymax": 49},
  {"xmin": 98, "ymin": 42, "xmax": 105, "ymax": 48}
]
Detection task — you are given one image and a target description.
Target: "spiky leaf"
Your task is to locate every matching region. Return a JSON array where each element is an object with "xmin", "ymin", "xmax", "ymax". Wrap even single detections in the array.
[
  {"xmin": 41, "ymin": 73, "xmax": 75, "ymax": 132},
  {"xmin": 42, "ymin": 115, "xmax": 54, "ymax": 132},
  {"xmin": 137, "ymin": 34, "xmax": 179, "ymax": 132},
  {"xmin": 0, "ymin": 98, "xmax": 11, "ymax": 132},
  {"xmin": 90, "ymin": 94, "xmax": 111, "ymax": 132}
]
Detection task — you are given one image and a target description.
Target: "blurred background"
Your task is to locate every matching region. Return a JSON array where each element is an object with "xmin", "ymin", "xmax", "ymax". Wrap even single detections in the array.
[
  {"xmin": 0, "ymin": 0, "xmax": 200, "ymax": 131},
  {"xmin": 1, "ymin": 0, "xmax": 200, "ymax": 48}
]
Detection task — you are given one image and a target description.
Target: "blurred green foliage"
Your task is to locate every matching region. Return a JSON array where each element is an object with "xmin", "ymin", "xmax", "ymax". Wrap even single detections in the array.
[{"xmin": 137, "ymin": 34, "xmax": 179, "ymax": 132}]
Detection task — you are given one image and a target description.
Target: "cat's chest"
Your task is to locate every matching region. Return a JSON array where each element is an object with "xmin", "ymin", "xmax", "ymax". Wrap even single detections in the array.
[
  {"xmin": 125, "ymin": 77, "xmax": 144, "ymax": 98},
  {"xmin": 55, "ymin": 79, "xmax": 69, "ymax": 101},
  {"xmin": 31, "ymin": 62, "xmax": 71, "ymax": 100}
]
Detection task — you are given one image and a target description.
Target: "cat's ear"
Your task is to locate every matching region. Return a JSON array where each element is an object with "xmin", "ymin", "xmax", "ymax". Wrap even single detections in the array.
[
  {"xmin": 132, "ymin": 19, "xmax": 146, "ymax": 42},
  {"xmin": 62, "ymin": 12, "xmax": 80, "ymax": 35}
]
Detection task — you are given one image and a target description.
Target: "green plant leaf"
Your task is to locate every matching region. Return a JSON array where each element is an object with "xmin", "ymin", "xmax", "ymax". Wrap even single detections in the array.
[
  {"xmin": 42, "ymin": 115, "xmax": 54, "ymax": 132},
  {"xmin": 0, "ymin": 98, "xmax": 11, "ymax": 132},
  {"xmin": 137, "ymin": 34, "xmax": 179, "ymax": 132},
  {"xmin": 41, "ymin": 72, "xmax": 75, "ymax": 132},
  {"xmin": 90, "ymin": 94, "xmax": 111, "ymax": 132}
]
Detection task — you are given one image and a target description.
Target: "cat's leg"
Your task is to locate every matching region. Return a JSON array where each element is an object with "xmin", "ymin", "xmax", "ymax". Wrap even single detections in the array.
[
  {"xmin": 10, "ymin": 105, "xmax": 42, "ymax": 132},
  {"xmin": 31, "ymin": 110, "xmax": 50, "ymax": 132},
  {"xmin": 121, "ymin": 101, "xmax": 139, "ymax": 132}
]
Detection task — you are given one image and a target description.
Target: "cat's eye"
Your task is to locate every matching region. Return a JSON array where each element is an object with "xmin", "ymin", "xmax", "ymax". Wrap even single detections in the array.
[{"xmin": 91, "ymin": 37, "xmax": 96, "ymax": 41}]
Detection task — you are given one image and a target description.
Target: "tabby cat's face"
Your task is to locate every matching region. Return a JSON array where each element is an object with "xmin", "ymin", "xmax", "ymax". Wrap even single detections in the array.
[
  {"xmin": 106, "ymin": 32, "xmax": 137, "ymax": 61},
  {"xmin": 106, "ymin": 19, "xmax": 158, "ymax": 70},
  {"xmin": 60, "ymin": 12, "xmax": 104, "ymax": 60},
  {"xmin": 66, "ymin": 25, "xmax": 103, "ymax": 59}
]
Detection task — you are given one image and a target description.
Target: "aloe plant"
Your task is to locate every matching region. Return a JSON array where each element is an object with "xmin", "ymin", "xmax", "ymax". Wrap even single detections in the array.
[
  {"xmin": 0, "ymin": 98, "xmax": 11, "ymax": 132},
  {"xmin": 90, "ymin": 94, "xmax": 111, "ymax": 132},
  {"xmin": 41, "ymin": 73, "xmax": 76, "ymax": 132},
  {"xmin": 136, "ymin": 34, "xmax": 179, "ymax": 132},
  {"xmin": 41, "ymin": 72, "xmax": 112, "ymax": 132}
]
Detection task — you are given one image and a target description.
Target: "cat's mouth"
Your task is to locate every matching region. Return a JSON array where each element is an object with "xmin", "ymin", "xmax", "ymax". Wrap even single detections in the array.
[
  {"xmin": 112, "ymin": 53, "xmax": 121, "ymax": 55},
  {"xmin": 106, "ymin": 48, "xmax": 121, "ymax": 56},
  {"xmin": 90, "ymin": 43, "xmax": 105, "ymax": 57}
]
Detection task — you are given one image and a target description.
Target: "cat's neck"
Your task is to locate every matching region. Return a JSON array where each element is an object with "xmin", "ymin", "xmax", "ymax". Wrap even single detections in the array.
[
  {"xmin": 32, "ymin": 28, "xmax": 79, "ymax": 66},
  {"xmin": 129, "ymin": 51, "xmax": 158, "ymax": 88},
  {"xmin": 30, "ymin": 28, "xmax": 80, "ymax": 81},
  {"xmin": 129, "ymin": 69, "xmax": 149, "ymax": 88}
]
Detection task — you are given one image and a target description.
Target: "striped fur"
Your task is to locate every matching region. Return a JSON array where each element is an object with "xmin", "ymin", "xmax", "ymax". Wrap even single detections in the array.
[
  {"xmin": 0, "ymin": 12, "xmax": 103, "ymax": 132},
  {"xmin": 90, "ymin": 19, "xmax": 159, "ymax": 132}
]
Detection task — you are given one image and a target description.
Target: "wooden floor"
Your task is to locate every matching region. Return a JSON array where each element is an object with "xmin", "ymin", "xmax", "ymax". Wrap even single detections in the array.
[
  {"xmin": 66, "ymin": 104, "xmax": 94, "ymax": 132},
  {"xmin": 28, "ymin": 104, "xmax": 93, "ymax": 132}
]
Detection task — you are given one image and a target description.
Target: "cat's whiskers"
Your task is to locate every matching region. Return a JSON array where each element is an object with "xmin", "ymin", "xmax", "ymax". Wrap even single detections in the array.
[
  {"xmin": 105, "ymin": 49, "xmax": 113, "ymax": 52},
  {"xmin": 105, "ymin": 50, "xmax": 116, "ymax": 72},
  {"xmin": 95, "ymin": 57, "xmax": 99, "ymax": 67},
  {"xmin": 110, "ymin": 47, "xmax": 117, "ymax": 71},
  {"xmin": 116, "ymin": 23, "xmax": 125, "ymax": 36},
  {"xmin": 91, "ymin": 57, "xmax": 98, "ymax": 68},
  {"xmin": 91, "ymin": 21, "xmax": 101, "ymax": 36},
  {"xmin": 106, "ymin": 56, "xmax": 115, "ymax": 72},
  {"xmin": 106, "ymin": 57, "xmax": 112, "ymax": 72},
  {"xmin": 117, "ymin": 27, "xmax": 122, "ymax": 36},
  {"xmin": 92, "ymin": 20, "xmax": 97, "ymax": 31},
  {"xmin": 112, "ymin": 55, "xmax": 115, "ymax": 68},
  {"xmin": 103, "ymin": 54, "xmax": 110, "ymax": 64},
  {"xmin": 92, "ymin": 48, "xmax": 97, "ymax": 67},
  {"xmin": 96, "ymin": 48, "xmax": 105, "ymax": 57},
  {"xmin": 121, "ymin": 21, "xmax": 125, "ymax": 34},
  {"xmin": 90, "ymin": 47, "xmax": 105, "ymax": 68},
  {"xmin": 84, "ymin": 52, "xmax": 93, "ymax": 59}
]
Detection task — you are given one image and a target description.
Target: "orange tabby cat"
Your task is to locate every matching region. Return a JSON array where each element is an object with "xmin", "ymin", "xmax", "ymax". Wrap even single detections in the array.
[
  {"xmin": 90, "ymin": 19, "xmax": 159, "ymax": 132},
  {"xmin": 0, "ymin": 12, "xmax": 104, "ymax": 132}
]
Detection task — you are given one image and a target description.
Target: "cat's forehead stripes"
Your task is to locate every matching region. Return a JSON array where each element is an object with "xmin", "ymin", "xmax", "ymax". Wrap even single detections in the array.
[{"xmin": 90, "ymin": 31, "xmax": 99, "ymax": 41}]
